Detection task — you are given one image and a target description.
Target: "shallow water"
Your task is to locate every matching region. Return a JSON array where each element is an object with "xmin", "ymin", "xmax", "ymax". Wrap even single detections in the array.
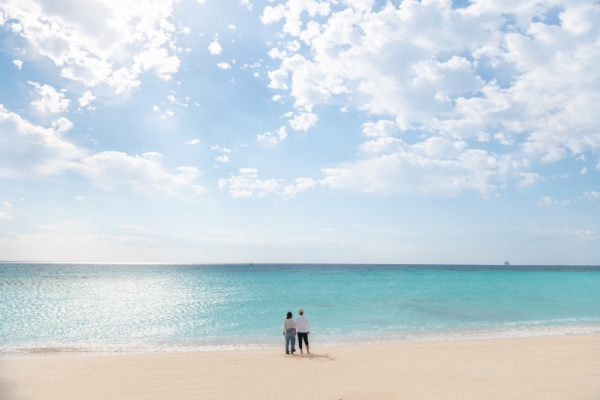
[{"xmin": 1, "ymin": 263, "xmax": 600, "ymax": 353}]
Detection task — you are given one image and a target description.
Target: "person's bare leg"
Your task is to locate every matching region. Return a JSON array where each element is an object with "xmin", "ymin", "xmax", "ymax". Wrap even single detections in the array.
[
  {"xmin": 307, "ymin": 344, "xmax": 310, "ymax": 354},
  {"xmin": 300, "ymin": 346, "xmax": 303, "ymax": 354}
]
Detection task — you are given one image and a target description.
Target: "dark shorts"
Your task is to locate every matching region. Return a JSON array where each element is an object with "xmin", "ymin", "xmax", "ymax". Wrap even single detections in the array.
[{"xmin": 297, "ymin": 332, "xmax": 309, "ymax": 347}]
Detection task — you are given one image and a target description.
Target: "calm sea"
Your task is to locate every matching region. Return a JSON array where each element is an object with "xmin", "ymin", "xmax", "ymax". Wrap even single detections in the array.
[{"xmin": 1, "ymin": 263, "xmax": 600, "ymax": 353}]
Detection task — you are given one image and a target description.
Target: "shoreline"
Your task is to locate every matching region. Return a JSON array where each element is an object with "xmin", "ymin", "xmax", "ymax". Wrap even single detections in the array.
[
  {"xmin": 2, "ymin": 334, "xmax": 600, "ymax": 399},
  {"xmin": 2, "ymin": 324, "xmax": 600, "ymax": 358}
]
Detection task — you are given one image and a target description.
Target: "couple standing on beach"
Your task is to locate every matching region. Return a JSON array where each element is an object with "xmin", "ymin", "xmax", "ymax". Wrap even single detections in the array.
[{"xmin": 282, "ymin": 308, "xmax": 310, "ymax": 355}]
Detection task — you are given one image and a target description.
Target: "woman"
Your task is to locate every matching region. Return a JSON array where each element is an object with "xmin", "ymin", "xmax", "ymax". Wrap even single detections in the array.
[{"xmin": 282, "ymin": 311, "xmax": 297, "ymax": 355}]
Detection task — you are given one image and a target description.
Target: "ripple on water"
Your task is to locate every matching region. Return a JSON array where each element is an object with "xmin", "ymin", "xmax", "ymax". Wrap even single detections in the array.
[{"xmin": 2, "ymin": 263, "xmax": 600, "ymax": 353}]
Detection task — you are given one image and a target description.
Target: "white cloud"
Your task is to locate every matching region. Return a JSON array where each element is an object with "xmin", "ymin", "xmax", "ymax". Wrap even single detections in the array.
[
  {"xmin": 2, "ymin": 0, "xmax": 182, "ymax": 92},
  {"xmin": 241, "ymin": 62, "xmax": 261, "ymax": 70},
  {"xmin": 269, "ymin": 53, "xmax": 349, "ymax": 112},
  {"xmin": 583, "ymin": 191, "xmax": 600, "ymax": 200},
  {"xmin": 276, "ymin": 126, "xmax": 288, "ymax": 141},
  {"xmin": 262, "ymin": 0, "xmax": 600, "ymax": 194},
  {"xmin": 218, "ymin": 168, "xmax": 279, "ymax": 197},
  {"xmin": 1, "ymin": 205, "xmax": 13, "ymax": 221},
  {"xmin": 283, "ymin": 177, "xmax": 316, "ymax": 197},
  {"xmin": 261, "ymin": 1, "xmax": 330, "ymax": 36},
  {"xmin": 571, "ymin": 229, "xmax": 600, "ymax": 241},
  {"xmin": 152, "ymin": 105, "xmax": 160, "ymax": 112},
  {"xmin": 0, "ymin": 104, "xmax": 84, "ymax": 177},
  {"xmin": 272, "ymin": 94, "xmax": 283, "ymax": 102},
  {"xmin": 208, "ymin": 40, "xmax": 222, "ymax": 55},
  {"xmin": 218, "ymin": 168, "xmax": 315, "ymax": 198},
  {"xmin": 29, "ymin": 82, "xmax": 70, "ymax": 113},
  {"xmin": 362, "ymin": 120, "xmax": 397, "ymax": 138},
  {"xmin": 359, "ymin": 137, "xmax": 403, "ymax": 154},
  {"xmin": 218, "ymin": 168, "xmax": 279, "ymax": 198},
  {"xmin": 217, "ymin": 62, "xmax": 231, "ymax": 70},
  {"xmin": 75, "ymin": 196, "xmax": 85, "ymax": 201},
  {"xmin": 289, "ymin": 112, "xmax": 318, "ymax": 131},
  {"xmin": 537, "ymin": 196, "xmax": 570, "ymax": 207},
  {"xmin": 494, "ymin": 132, "xmax": 515, "ymax": 146},
  {"xmin": 2, "ymin": 201, "xmax": 13, "ymax": 207},
  {"xmin": 286, "ymin": 40, "xmax": 301, "ymax": 52},
  {"xmin": 106, "ymin": 67, "xmax": 140, "ymax": 94},
  {"xmin": 268, "ymin": 48, "xmax": 287, "ymax": 59},
  {"xmin": 119, "ymin": 224, "xmax": 155, "ymax": 233},
  {"xmin": 0, "ymin": 105, "xmax": 204, "ymax": 197},
  {"xmin": 321, "ymin": 139, "xmax": 515, "ymax": 196},
  {"xmin": 261, "ymin": 4, "xmax": 285, "ymax": 24},
  {"xmin": 185, "ymin": 138, "xmax": 201, "ymax": 145},
  {"xmin": 580, "ymin": 167, "xmax": 588, "ymax": 175},
  {"xmin": 518, "ymin": 173, "xmax": 543, "ymax": 186},
  {"xmin": 240, "ymin": 0, "xmax": 253, "ymax": 11},
  {"xmin": 215, "ymin": 155, "xmax": 229, "ymax": 162},
  {"xmin": 257, "ymin": 126, "xmax": 287, "ymax": 145},
  {"xmin": 75, "ymin": 152, "xmax": 205, "ymax": 197},
  {"xmin": 267, "ymin": 69, "xmax": 289, "ymax": 89},
  {"xmin": 132, "ymin": 48, "xmax": 180, "ymax": 81},
  {"xmin": 13, "ymin": 59, "xmax": 22, "ymax": 69},
  {"xmin": 78, "ymin": 91, "xmax": 96, "ymax": 107},
  {"xmin": 228, "ymin": 25, "xmax": 236, "ymax": 30}
]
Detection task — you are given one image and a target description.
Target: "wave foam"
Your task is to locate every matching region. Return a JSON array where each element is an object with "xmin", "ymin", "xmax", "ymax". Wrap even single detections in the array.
[{"xmin": 2, "ymin": 324, "xmax": 600, "ymax": 355}]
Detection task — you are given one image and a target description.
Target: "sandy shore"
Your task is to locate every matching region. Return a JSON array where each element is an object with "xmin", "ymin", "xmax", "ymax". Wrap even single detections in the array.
[{"xmin": 1, "ymin": 334, "xmax": 599, "ymax": 400}]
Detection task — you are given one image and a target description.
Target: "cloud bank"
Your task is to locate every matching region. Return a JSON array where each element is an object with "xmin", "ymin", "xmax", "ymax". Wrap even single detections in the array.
[
  {"xmin": 0, "ymin": 104, "xmax": 204, "ymax": 197},
  {"xmin": 1, "ymin": 0, "xmax": 182, "ymax": 93},
  {"xmin": 262, "ymin": 0, "xmax": 600, "ymax": 196}
]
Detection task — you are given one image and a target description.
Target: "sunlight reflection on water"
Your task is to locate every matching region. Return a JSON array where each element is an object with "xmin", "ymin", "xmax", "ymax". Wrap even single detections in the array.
[{"xmin": 2, "ymin": 263, "xmax": 600, "ymax": 353}]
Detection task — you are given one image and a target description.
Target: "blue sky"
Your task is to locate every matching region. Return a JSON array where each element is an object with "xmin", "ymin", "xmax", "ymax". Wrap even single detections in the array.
[{"xmin": 0, "ymin": 0, "xmax": 599, "ymax": 264}]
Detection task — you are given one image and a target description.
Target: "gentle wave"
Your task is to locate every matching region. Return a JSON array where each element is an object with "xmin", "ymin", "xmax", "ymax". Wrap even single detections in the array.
[
  {"xmin": 3, "ymin": 324, "xmax": 600, "ymax": 354},
  {"xmin": 3, "ymin": 263, "xmax": 600, "ymax": 355}
]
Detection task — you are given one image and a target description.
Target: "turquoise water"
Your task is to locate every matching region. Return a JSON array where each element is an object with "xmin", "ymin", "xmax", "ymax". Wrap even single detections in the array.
[{"xmin": 1, "ymin": 263, "xmax": 600, "ymax": 353}]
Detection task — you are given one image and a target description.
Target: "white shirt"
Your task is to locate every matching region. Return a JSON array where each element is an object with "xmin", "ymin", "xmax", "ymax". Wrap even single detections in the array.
[
  {"xmin": 295, "ymin": 315, "xmax": 310, "ymax": 333},
  {"xmin": 282, "ymin": 318, "xmax": 296, "ymax": 333}
]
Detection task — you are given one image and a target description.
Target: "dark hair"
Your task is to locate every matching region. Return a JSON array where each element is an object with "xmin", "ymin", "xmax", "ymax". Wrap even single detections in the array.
[{"xmin": 286, "ymin": 311, "xmax": 293, "ymax": 319}]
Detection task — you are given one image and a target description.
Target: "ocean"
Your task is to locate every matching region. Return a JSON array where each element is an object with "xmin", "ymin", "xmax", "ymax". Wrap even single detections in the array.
[{"xmin": 1, "ymin": 263, "xmax": 600, "ymax": 353}]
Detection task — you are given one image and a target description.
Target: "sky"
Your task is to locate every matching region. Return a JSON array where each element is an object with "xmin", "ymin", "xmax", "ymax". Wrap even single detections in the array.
[{"xmin": 0, "ymin": 0, "xmax": 599, "ymax": 264}]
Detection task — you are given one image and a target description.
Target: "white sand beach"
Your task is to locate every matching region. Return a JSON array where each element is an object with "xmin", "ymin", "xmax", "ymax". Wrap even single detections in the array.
[{"xmin": 1, "ymin": 334, "xmax": 599, "ymax": 400}]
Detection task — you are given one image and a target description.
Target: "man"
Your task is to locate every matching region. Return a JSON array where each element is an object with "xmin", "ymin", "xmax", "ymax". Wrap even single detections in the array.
[{"xmin": 295, "ymin": 308, "xmax": 310, "ymax": 354}]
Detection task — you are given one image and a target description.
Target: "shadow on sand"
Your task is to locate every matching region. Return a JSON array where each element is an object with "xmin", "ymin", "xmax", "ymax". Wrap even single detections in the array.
[{"xmin": 289, "ymin": 353, "xmax": 334, "ymax": 361}]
